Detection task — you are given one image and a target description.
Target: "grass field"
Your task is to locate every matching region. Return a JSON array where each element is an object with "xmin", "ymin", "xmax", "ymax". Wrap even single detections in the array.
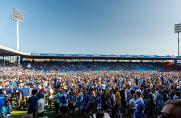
[
  {"xmin": 12, "ymin": 110, "xmax": 27, "ymax": 118},
  {"xmin": 11, "ymin": 99, "xmax": 93, "ymax": 118},
  {"xmin": 11, "ymin": 108, "xmax": 85, "ymax": 118},
  {"xmin": 11, "ymin": 109, "xmax": 55, "ymax": 118}
]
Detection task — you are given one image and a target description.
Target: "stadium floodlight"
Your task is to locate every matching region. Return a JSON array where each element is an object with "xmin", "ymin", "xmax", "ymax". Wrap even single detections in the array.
[
  {"xmin": 174, "ymin": 23, "xmax": 181, "ymax": 56},
  {"xmin": 11, "ymin": 8, "xmax": 24, "ymax": 72},
  {"xmin": 11, "ymin": 8, "xmax": 24, "ymax": 51}
]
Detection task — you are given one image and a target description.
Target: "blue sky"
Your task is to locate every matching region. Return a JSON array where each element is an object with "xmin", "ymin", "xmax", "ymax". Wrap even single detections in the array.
[{"xmin": 0, "ymin": 0, "xmax": 181, "ymax": 55}]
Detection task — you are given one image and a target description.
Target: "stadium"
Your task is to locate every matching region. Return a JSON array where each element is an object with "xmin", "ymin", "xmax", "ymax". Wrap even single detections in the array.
[
  {"xmin": 1, "ymin": 1, "xmax": 181, "ymax": 118},
  {"xmin": 1, "ymin": 45, "xmax": 181, "ymax": 72},
  {"xmin": 0, "ymin": 40, "xmax": 181, "ymax": 118}
]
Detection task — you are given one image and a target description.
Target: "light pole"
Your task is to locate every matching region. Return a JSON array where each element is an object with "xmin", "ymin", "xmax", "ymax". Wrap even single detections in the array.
[
  {"xmin": 11, "ymin": 8, "xmax": 24, "ymax": 51},
  {"xmin": 11, "ymin": 8, "xmax": 24, "ymax": 79},
  {"xmin": 174, "ymin": 23, "xmax": 181, "ymax": 57}
]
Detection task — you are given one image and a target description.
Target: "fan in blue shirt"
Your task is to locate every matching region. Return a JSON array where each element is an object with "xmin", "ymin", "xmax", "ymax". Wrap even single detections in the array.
[{"xmin": 21, "ymin": 87, "xmax": 30, "ymax": 97}]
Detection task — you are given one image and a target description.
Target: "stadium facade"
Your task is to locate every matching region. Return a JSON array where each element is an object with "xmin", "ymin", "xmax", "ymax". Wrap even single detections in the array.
[{"xmin": 0, "ymin": 44, "xmax": 180, "ymax": 64}]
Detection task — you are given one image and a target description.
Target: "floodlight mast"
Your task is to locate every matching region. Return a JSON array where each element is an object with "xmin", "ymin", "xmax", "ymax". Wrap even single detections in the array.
[
  {"xmin": 174, "ymin": 23, "xmax": 181, "ymax": 56},
  {"xmin": 16, "ymin": 21, "xmax": 19, "ymax": 51},
  {"xmin": 11, "ymin": 8, "xmax": 24, "ymax": 51},
  {"xmin": 11, "ymin": 8, "xmax": 24, "ymax": 72},
  {"xmin": 178, "ymin": 33, "xmax": 180, "ymax": 57}
]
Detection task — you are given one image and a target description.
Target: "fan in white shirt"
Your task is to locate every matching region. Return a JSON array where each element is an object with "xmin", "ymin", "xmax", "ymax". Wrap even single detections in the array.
[{"xmin": 37, "ymin": 94, "xmax": 45, "ymax": 117}]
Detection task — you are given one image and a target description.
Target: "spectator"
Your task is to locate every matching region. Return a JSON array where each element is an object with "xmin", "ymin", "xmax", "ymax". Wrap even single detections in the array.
[
  {"xmin": 27, "ymin": 89, "xmax": 38, "ymax": 118},
  {"xmin": 135, "ymin": 90, "xmax": 146, "ymax": 118},
  {"xmin": 157, "ymin": 99, "xmax": 181, "ymax": 118},
  {"xmin": 0, "ymin": 90, "xmax": 5, "ymax": 111},
  {"xmin": 129, "ymin": 94, "xmax": 136, "ymax": 118},
  {"xmin": 37, "ymin": 93, "xmax": 45, "ymax": 117},
  {"xmin": 0, "ymin": 100, "xmax": 12, "ymax": 118},
  {"xmin": 54, "ymin": 87, "xmax": 61, "ymax": 114}
]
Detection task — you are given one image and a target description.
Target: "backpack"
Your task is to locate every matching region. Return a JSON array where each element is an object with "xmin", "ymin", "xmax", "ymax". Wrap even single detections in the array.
[{"xmin": 60, "ymin": 94, "xmax": 68, "ymax": 104}]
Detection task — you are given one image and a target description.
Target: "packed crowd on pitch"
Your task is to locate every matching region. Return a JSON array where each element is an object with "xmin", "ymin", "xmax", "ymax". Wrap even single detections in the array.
[{"xmin": 0, "ymin": 62, "xmax": 180, "ymax": 118}]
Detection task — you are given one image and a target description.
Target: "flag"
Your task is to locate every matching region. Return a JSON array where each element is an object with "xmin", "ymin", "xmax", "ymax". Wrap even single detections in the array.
[{"xmin": 27, "ymin": 63, "xmax": 31, "ymax": 69}]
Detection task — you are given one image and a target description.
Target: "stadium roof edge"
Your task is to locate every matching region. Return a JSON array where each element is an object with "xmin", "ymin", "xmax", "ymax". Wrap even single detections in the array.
[
  {"xmin": 0, "ymin": 45, "xmax": 179, "ymax": 60},
  {"xmin": 20, "ymin": 53, "xmax": 178, "ymax": 60},
  {"xmin": 0, "ymin": 45, "xmax": 30, "ymax": 56}
]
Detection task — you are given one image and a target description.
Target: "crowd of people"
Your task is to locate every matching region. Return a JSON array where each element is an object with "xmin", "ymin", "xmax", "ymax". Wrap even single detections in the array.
[
  {"xmin": 0, "ymin": 61, "xmax": 180, "ymax": 118},
  {"xmin": 22, "ymin": 61, "xmax": 181, "ymax": 72}
]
